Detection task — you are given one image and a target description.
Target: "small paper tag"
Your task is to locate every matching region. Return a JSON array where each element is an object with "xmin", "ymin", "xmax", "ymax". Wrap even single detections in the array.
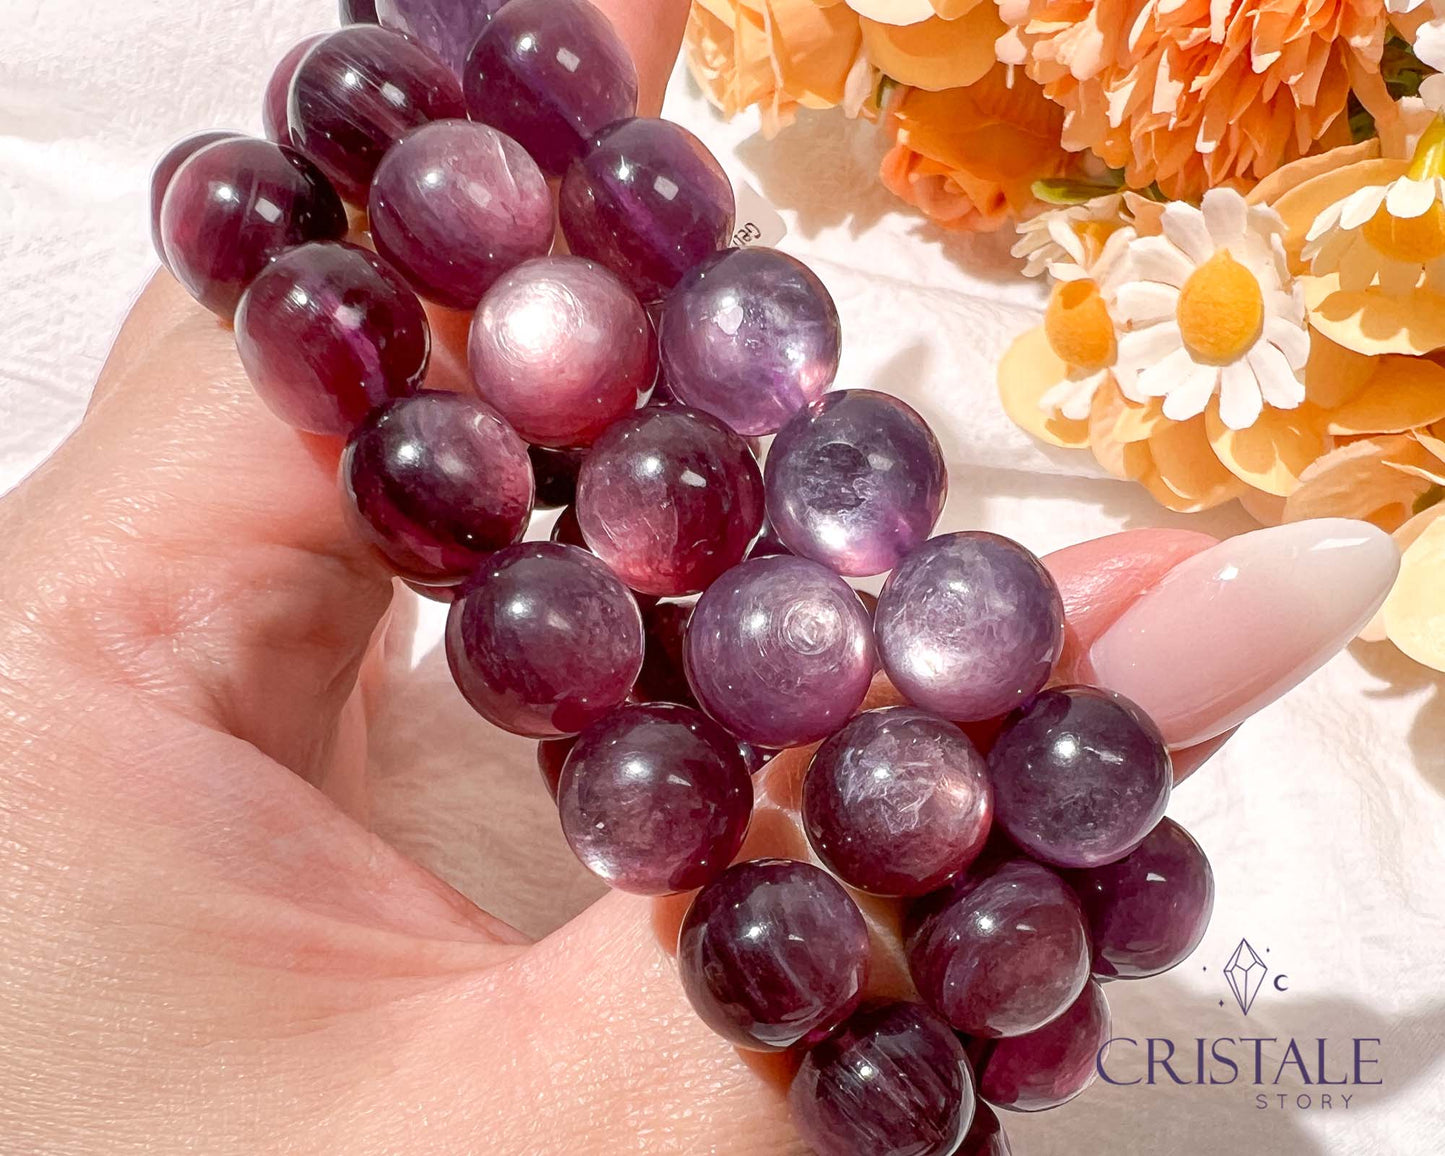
[{"xmin": 730, "ymin": 181, "xmax": 788, "ymax": 249}]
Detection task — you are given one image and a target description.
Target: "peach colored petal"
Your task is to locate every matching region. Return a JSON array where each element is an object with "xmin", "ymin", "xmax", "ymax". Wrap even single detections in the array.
[
  {"xmin": 1148, "ymin": 415, "xmax": 1251, "ymax": 506},
  {"xmin": 1325, "ymin": 355, "xmax": 1445, "ymax": 435},
  {"xmin": 997, "ymin": 326, "xmax": 1094, "ymax": 448},
  {"xmin": 1303, "ymin": 328, "xmax": 1377, "ymax": 409},
  {"xmin": 1304, "ymin": 273, "xmax": 1445, "ymax": 356},
  {"xmin": 1273, "ymin": 158, "xmax": 1410, "ymax": 267},
  {"xmin": 1089, "ymin": 382, "xmax": 1156, "ymax": 478},
  {"xmin": 1239, "ymin": 487, "xmax": 1288, "ymax": 524},
  {"xmin": 1281, "ymin": 434, "xmax": 1436, "ymax": 528},
  {"xmin": 1245, "ymin": 140, "xmax": 1380, "ymax": 208},
  {"xmin": 1384, "ymin": 512, "xmax": 1445, "ymax": 672},
  {"xmin": 1206, "ymin": 401, "xmax": 1333, "ymax": 496},
  {"xmin": 860, "ymin": 6, "xmax": 1004, "ymax": 90},
  {"xmin": 771, "ymin": 0, "xmax": 865, "ymax": 107}
]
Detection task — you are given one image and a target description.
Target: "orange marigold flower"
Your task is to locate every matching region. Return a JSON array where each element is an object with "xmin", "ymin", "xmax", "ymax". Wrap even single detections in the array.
[
  {"xmin": 880, "ymin": 64, "xmax": 1075, "ymax": 232},
  {"xmin": 997, "ymin": 0, "xmax": 1396, "ymax": 199}
]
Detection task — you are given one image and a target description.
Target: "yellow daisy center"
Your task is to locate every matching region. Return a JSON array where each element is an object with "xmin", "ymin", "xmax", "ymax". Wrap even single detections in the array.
[
  {"xmin": 1044, "ymin": 279, "xmax": 1115, "ymax": 371},
  {"xmin": 1176, "ymin": 250, "xmax": 1263, "ymax": 365},
  {"xmin": 1361, "ymin": 201, "xmax": 1445, "ymax": 265}
]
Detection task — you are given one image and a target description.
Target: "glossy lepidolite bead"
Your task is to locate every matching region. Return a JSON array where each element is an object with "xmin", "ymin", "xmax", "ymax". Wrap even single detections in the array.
[
  {"xmin": 575, "ymin": 406, "xmax": 764, "ymax": 596},
  {"xmin": 659, "ymin": 248, "xmax": 841, "ymax": 436},
  {"xmin": 446, "ymin": 542, "xmax": 644, "ymax": 738},
  {"xmin": 684, "ymin": 556, "xmax": 876, "ymax": 748},
  {"xmin": 159, "ymin": 137, "xmax": 347, "ymax": 318},
  {"xmin": 907, "ymin": 858, "xmax": 1090, "ymax": 1039},
  {"xmin": 262, "ymin": 35, "xmax": 326, "ymax": 144},
  {"xmin": 149, "ymin": 130, "xmax": 241, "ymax": 271},
  {"xmin": 341, "ymin": 391, "xmax": 533, "ymax": 584},
  {"xmin": 234, "ymin": 241, "xmax": 429, "ymax": 435},
  {"xmin": 678, "ymin": 858, "xmax": 869, "ymax": 1051},
  {"xmin": 558, "ymin": 703, "xmax": 753, "ymax": 894},
  {"xmin": 767, "ymin": 390, "xmax": 948, "ymax": 577},
  {"xmin": 288, "ymin": 25, "xmax": 465, "ymax": 203},
  {"xmin": 1069, "ymin": 817, "xmax": 1214, "ymax": 978},
  {"xmin": 989, "ymin": 687, "xmax": 1172, "ymax": 869},
  {"xmin": 975, "ymin": 981, "xmax": 1111, "ymax": 1112},
  {"xmin": 377, "ymin": 0, "xmax": 506, "ymax": 77},
  {"xmin": 560, "ymin": 118, "xmax": 736, "ymax": 302},
  {"xmin": 529, "ymin": 445, "xmax": 586, "ymax": 511},
  {"xmin": 803, "ymin": 707, "xmax": 992, "ymax": 897},
  {"xmin": 463, "ymin": 0, "xmax": 639, "ymax": 177},
  {"xmin": 370, "ymin": 119, "xmax": 552, "ymax": 310},
  {"xmin": 958, "ymin": 1103, "xmax": 1012, "ymax": 1155},
  {"xmin": 790, "ymin": 1002, "xmax": 976, "ymax": 1156},
  {"xmin": 875, "ymin": 532, "xmax": 1065, "ymax": 722},
  {"xmin": 469, "ymin": 256, "xmax": 656, "ymax": 448},
  {"xmin": 536, "ymin": 736, "xmax": 576, "ymax": 801},
  {"xmin": 339, "ymin": 0, "xmax": 379, "ymax": 22}
]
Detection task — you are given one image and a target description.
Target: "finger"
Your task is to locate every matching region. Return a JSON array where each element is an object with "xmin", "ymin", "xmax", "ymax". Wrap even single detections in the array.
[{"xmin": 591, "ymin": 0, "xmax": 692, "ymax": 116}]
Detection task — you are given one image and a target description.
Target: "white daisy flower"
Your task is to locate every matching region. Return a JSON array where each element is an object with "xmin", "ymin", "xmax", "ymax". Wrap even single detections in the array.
[
  {"xmin": 1012, "ymin": 194, "xmax": 1127, "ymax": 279},
  {"xmin": 1110, "ymin": 188, "xmax": 1308, "ymax": 431},
  {"xmin": 1035, "ymin": 226, "xmax": 1135, "ymax": 420}
]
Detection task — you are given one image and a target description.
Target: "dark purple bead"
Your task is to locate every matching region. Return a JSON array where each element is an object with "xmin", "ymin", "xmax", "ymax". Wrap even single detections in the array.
[
  {"xmin": 339, "ymin": 0, "xmax": 379, "ymax": 22},
  {"xmin": 234, "ymin": 241, "xmax": 429, "ymax": 435},
  {"xmin": 875, "ymin": 533, "xmax": 1064, "ymax": 723},
  {"xmin": 536, "ymin": 736, "xmax": 575, "ymax": 801},
  {"xmin": 803, "ymin": 707, "xmax": 992, "ymax": 897},
  {"xmin": 768, "ymin": 390, "xmax": 948, "ymax": 577},
  {"xmin": 633, "ymin": 600, "xmax": 696, "ymax": 706},
  {"xmin": 558, "ymin": 703, "xmax": 752, "ymax": 894},
  {"xmin": 370, "ymin": 119, "xmax": 552, "ymax": 309},
  {"xmin": 160, "ymin": 137, "xmax": 347, "ymax": 319},
  {"xmin": 575, "ymin": 406, "xmax": 764, "ymax": 597},
  {"xmin": 469, "ymin": 256, "xmax": 656, "ymax": 448},
  {"xmin": 263, "ymin": 35, "xmax": 327, "ymax": 144},
  {"xmin": 377, "ymin": 0, "xmax": 506, "ymax": 77},
  {"xmin": 659, "ymin": 248, "xmax": 840, "ymax": 436},
  {"xmin": 684, "ymin": 556, "xmax": 876, "ymax": 748},
  {"xmin": 341, "ymin": 391, "xmax": 533, "ymax": 584},
  {"xmin": 989, "ymin": 687, "xmax": 1172, "ymax": 869},
  {"xmin": 790, "ymin": 1002, "xmax": 975, "ymax": 1156},
  {"xmin": 907, "ymin": 858, "xmax": 1089, "ymax": 1038},
  {"xmin": 1069, "ymin": 817, "xmax": 1213, "ymax": 979},
  {"xmin": 446, "ymin": 542, "xmax": 644, "ymax": 737},
  {"xmin": 976, "ymin": 981, "xmax": 1111, "ymax": 1112},
  {"xmin": 289, "ymin": 25, "xmax": 465, "ymax": 203},
  {"xmin": 530, "ymin": 445, "xmax": 586, "ymax": 511},
  {"xmin": 958, "ymin": 1102, "xmax": 1012, "ymax": 1155},
  {"xmin": 150, "ymin": 131, "xmax": 241, "ymax": 269},
  {"xmin": 549, "ymin": 505, "xmax": 588, "ymax": 551},
  {"xmin": 678, "ymin": 858, "xmax": 869, "ymax": 1052},
  {"xmin": 462, "ymin": 0, "xmax": 639, "ymax": 178},
  {"xmin": 747, "ymin": 516, "xmax": 793, "ymax": 560},
  {"xmin": 560, "ymin": 118, "xmax": 736, "ymax": 302}
]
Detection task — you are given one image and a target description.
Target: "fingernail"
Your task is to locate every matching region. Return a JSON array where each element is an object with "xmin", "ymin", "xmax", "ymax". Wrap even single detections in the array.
[{"xmin": 1088, "ymin": 519, "xmax": 1399, "ymax": 749}]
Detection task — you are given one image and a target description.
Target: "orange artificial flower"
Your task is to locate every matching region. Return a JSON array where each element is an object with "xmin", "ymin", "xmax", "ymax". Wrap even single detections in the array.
[
  {"xmin": 997, "ymin": 0, "xmax": 1395, "ymax": 199},
  {"xmin": 880, "ymin": 65, "xmax": 1074, "ymax": 232}
]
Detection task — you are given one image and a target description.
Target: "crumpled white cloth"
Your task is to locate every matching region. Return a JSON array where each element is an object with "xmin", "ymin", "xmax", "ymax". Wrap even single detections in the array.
[{"xmin": 2, "ymin": 3, "xmax": 1443, "ymax": 1153}]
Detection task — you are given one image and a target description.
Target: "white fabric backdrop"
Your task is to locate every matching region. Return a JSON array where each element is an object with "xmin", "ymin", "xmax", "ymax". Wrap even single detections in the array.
[{"xmin": 2, "ymin": 2, "xmax": 1444, "ymax": 1152}]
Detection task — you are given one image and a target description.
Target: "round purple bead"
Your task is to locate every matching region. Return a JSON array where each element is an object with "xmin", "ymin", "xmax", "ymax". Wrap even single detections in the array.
[
  {"xmin": 989, "ymin": 687, "xmax": 1172, "ymax": 869},
  {"xmin": 803, "ymin": 707, "xmax": 992, "ymax": 897},
  {"xmin": 875, "ymin": 532, "xmax": 1064, "ymax": 723},
  {"xmin": 678, "ymin": 858, "xmax": 869, "ymax": 1052},
  {"xmin": 234, "ymin": 241, "xmax": 429, "ymax": 435},
  {"xmin": 529, "ymin": 445, "xmax": 586, "ymax": 511},
  {"xmin": 575, "ymin": 406, "xmax": 764, "ymax": 597},
  {"xmin": 659, "ymin": 248, "xmax": 840, "ymax": 436},
  {"xmin": 369, "ymin": 119, "xmax": 553, "ymax": 310},
  {"xmin": 376, "ymin": 0, "xmax": 506, "ymax": 77},
  {"xmin": 1069, "ymin": 817, "xmax": 1213, "ymax": 978},
  {"xmin": 684, "ymin": 556, "xmax": 876, "ymax": 749},
  {"xmin": 463, "ymin": 0, "xmax": 639, "ymax": 177},
  {"xmin": 790, "ymin": 1002, "xmax": 976, "ymax": 1156},
  {"xmin": 907, "ymin": 858, "xmax": 1090, "ymax": 1039},
  {"xmin": 288, "ymin": 25, "xmax": 465, "ymax": 203},
  {"xmin": 560, "ymin": 118, "xmax": 736, "ymax": 302},
  {"xmin": 767, "ymin": 390, "xmax": 948, "ymax": 577},
  {"xmin": 339, "ymin": 0, "xmax": 379, "ymax": 22},
  {"xmin": 262, "ymin": 35, "xmax": 326, "ymax": 144},
  {"xmin": 160, "ymin": 137, "xmax": 347, "ymax": 319},
  {"xmin": 976, "ymin": 981, "xmax": 1111, "ymax": 1112},
  {"xmin": 536, "ymin": 736, "xmax": 576, "ymax": 801},
  {"xmin": 341, "ymin": 391, "xmax": 533, "ymax": 584},
  {"xmin": 468, "ymin": 256, "xmax": 656, "ymax": 448},
  {"xmin": 958, "ymin": 1103, "xmax": 1012, "ymax": 1155},
  {"xmin": 446, "ymin": 542, "xmax": 644, "ymax": 738},
  {"xmin": 150, "ymin": 130, "xmax": 241, "ymax": 269},
  {"xmin": 558, "ymin": 703, "xmax": 753, "ymax": 895}
]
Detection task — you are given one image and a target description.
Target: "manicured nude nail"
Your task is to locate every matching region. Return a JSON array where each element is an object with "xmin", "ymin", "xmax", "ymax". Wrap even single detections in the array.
[{"xmin": 1088, "ymin": 519, "xmax": 1399, "ymax": 749}]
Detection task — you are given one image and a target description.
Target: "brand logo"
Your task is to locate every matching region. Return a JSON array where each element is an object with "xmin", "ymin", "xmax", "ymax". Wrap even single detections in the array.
[{"xmin": 1223, "ymin": 937, "xmax": 1269, "ymax": 1014}]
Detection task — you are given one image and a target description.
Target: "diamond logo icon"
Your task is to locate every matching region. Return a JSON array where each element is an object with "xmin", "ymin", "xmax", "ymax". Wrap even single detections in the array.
[{"xmin": 1224, "ymin": 938, "xmax": 1268, "ymax": 1015}]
